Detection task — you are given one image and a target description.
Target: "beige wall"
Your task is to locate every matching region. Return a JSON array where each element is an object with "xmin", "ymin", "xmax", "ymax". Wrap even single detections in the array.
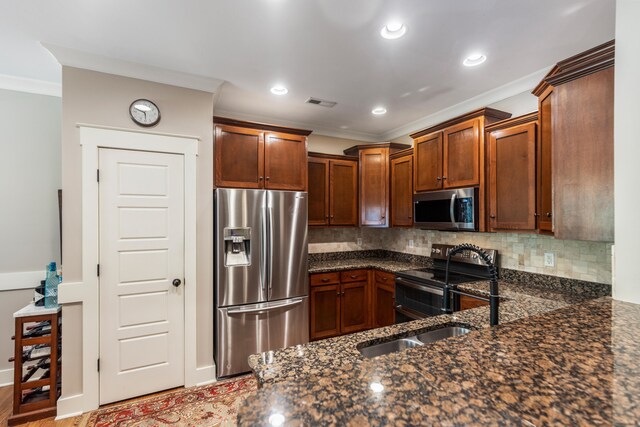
[
  {"xmin": 0, "ymin": 289, "xmax": 33, "ymax": 383},
  {"xmin": 61, "ymin": 67, "xmax": 214, "ymax": 398},
  {"xmin": 307, "ymin": 134, "xmax": 369, "ymax": 155},
  {"xmin": 309, "ymin": 228, "xmax": 613, "ymax": 285}
]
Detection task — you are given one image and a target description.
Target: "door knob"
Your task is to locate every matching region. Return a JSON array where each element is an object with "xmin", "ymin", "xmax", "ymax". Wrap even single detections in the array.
[{"xmin": 172, "ymin": 279, "xmax": 182, "ymax": 287}]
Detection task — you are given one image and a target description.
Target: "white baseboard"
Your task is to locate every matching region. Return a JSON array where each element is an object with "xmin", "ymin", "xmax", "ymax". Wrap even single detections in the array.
[
  {"xmin": 56, "ymin": 393, "xmax": 85, "ymax": 420},
  {"xmin": 195, "ymin": 364, "xmax": 217, "ymax": 386},
  {"xmin": 0, "ymin": 368, "xmax": 13, "ymax": 386},
  {"xmin": 0, "ymin": 270, "xmax": 43, "ymax": 291}
]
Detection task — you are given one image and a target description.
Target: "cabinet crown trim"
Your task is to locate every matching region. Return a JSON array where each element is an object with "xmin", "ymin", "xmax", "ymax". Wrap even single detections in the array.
[
  {"xmin": 389, "ymin": 147, "xmax": 414, "ymax": 159},
  {"xmin": 213, "ymin": 116, "xmax": 313, "ymax": 136},
  {"xmin": 532, "ymin": 39, "xmax": 615, "ymax": 95},
  {"xmin": 308, "ymin": 151, "xmax": 358, "ymax": 161},
  {"xmin": 409, "ymin": 107, "xmax": 512, "ymax": 139},
  {"xmin": 343, "ymin": 142, "xmax": 410, "ymax": 156},
  {"xmin": 485, "ymin": 112, "xmax": 539, "ymax": 132}
]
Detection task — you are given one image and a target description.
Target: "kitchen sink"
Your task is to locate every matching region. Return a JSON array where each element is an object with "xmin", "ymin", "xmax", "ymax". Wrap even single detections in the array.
[
  {"xmin": 358, "ymin": 337, "xmax": 423, "ymax": 359},
  {"xmin": 416, "ymin": 326, "xmax": 471, "ymax": 344},
  {"xmin": 358, "ymin": 325, "xmax": 473, "ymax": 359}
]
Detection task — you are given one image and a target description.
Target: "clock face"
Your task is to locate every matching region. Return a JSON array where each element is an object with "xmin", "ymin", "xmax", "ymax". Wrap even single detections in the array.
[{"xmin": 129, "ymin": 99, "xmax": 160, "ymax": 127}]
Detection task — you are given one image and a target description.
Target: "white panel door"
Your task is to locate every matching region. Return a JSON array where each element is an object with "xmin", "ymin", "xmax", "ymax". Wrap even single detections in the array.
[{"xmin": 99, "ymin": 148, "xmax": 185, "ymax": 404}]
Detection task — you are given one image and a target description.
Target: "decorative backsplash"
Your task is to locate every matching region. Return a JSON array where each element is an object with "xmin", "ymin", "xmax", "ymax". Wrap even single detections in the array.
[{"xmin": 308, "ymin": 228, "xmax": 613, "ymax": 285}]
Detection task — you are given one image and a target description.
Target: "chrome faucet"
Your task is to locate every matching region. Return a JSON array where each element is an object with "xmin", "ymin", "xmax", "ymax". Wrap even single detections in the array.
[{"xmin": 442, "ymin": 243, "xmax": 500, "ymax": 326}]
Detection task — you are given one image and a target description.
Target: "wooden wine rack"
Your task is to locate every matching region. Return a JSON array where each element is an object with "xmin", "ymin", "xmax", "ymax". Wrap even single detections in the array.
[{"xmin": 8, "ymin": 305, "xmax": 61, "ymax": 426}]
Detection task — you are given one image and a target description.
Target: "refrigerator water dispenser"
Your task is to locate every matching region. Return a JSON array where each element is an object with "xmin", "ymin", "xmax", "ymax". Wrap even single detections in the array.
[{"xmin": 223, "ymin": 227, "xmax": 251, "ymax": 266}]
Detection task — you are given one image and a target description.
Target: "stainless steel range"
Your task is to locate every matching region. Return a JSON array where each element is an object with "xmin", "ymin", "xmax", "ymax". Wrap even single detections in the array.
[
  {"xmin": 394, "ymin": 244, "xmax": 497, "ymax": 323},
  {"xmin": 214, "ymin": 189, "xmax": 309, "ymax": 378}
]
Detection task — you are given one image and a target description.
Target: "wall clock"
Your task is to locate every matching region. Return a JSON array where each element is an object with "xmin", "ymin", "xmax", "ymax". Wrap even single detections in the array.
[{"xmin": 129, "ymin": 99, "xmax": 161, "ymax": 127}]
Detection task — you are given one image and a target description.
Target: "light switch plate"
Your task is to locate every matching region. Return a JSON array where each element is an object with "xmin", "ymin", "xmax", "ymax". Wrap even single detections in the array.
[
  {"xmin": 356, "ymin": 238, "xmax": 362, "ymax": 246},
  {"xmin": 408, "ymin": 239, "xmax": 414, "ymax": 248},
  {"xmin": 544, "ymin": 252, "xmax": 555, "ymax": 267}
]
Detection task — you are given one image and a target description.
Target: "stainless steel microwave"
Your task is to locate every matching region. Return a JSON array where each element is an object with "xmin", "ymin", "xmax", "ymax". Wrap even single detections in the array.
[{"xmin": 413, "ymin": 187, "xmax": 479, "ymax": 231}]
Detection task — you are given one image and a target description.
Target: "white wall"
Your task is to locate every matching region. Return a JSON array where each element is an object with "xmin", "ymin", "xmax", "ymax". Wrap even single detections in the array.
[
  {"xmin": 0, "ymin": 88, "xmax": 61, "ymax": 383},
  {"xmin": 60, "ymin": 67, "xmax": 215, "ymax": 403},
  {"xmin": 614, "ymin": 0, "xmax": 640, "ymax": 303},
  {"xmin": 308, "ymin": 134, "xmax": 369, "ymax": 155}
]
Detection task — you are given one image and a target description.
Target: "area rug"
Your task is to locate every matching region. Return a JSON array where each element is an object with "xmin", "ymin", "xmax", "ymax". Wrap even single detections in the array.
[{"xmin": 85, "ymin": 375, "xmax": 257, "ymax": 427}]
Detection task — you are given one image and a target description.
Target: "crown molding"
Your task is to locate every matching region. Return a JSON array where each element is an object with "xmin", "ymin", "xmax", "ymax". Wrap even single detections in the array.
[
  {"xmin": 0, "ymin": 74, "xmax": 61, "ymax": 97},
  {"xmin": 42, "ymin": 43, "xmax": 224, "ymax": 94},
  {"xmin": 212, "ymin": 108, "xmax": 380, "ymax": 142},
  {"xmin": 380, "ymin": 66, "xmax": 551, "ymax": 141}
]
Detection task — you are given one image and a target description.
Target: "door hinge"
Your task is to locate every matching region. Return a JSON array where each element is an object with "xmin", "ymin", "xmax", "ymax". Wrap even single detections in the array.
[
  {"xmin": 97, "ymin": 169, "xmax": 100, "ymax": 182},
  {"xmin": 97, "ymin": 359, "xmax": 100, "ymax": 372},
  {"xmin": 97, "ymin": 264, "xmax": 100, "ymax": 277}
]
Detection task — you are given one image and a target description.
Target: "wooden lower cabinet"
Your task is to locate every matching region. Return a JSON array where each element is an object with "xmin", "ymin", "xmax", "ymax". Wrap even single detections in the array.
[
  {"xmin": 310, "ymin": 284, "xmax": 341, "ymax": 340},
  {"xmin": 310, "ymin": 269, "xmax": 396, "ymax": 340},
  {"xmin": 459, "ymin": 294, "xmax": 489, "ymax": 311}
]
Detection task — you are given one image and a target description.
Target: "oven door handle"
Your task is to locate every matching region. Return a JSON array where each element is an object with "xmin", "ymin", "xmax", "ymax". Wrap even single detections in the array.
[
  {"xmin": 395, "ymin": 277, "xmax": 444, "ymax": 296},
  {"xmin": 450, "ymin": 193, "xmax": 457, "ymax": 229},
  {"xmin": 394, "ymin": 305, "xmax": 428, "ymax": 321}
]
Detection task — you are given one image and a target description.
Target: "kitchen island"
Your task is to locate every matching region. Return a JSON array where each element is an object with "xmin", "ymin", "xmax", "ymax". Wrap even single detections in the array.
[{"xmin": 238, "ymin": 255, "xmax": 638, "ymax": 426}]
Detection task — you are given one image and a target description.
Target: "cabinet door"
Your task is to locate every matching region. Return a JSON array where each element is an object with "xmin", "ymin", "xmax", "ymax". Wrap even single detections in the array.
[
  {"xmin": 215, "ymin": 125, "xmax": 264, "ymax": 188},
  {"xmin": 310, "ymin": 284, "xmax": 340, "ymax": 340},
  {"xmin": 443, "ymin": 119, "xmax": 481, "ymax": 188},
  {"xmin": 329, "ymin": 159, "xmax": 358, "ymax": 226},
  {"xmin": 340, "ymin": 281, "xmax": 368, "ymax": 334},
  {"xmin": 373, "ymin": 280, "xmax": 395, "ymax": 328},
  {"xmin": 308, "ymin": 158, "xmax": 329, "ymax": 226},
  {"xmin": 359, "ymin": 148, "xmax": 389, "ymax": 227},
  {"xmin": 414, "ymin": 132, "xmax": 443, "ymax": 192},
  {"xmin": 488, "ymin": 123, "xmax": 537, "ymax": 231},
  {"xmin": 538, "ymin": 90, "xmax": 554, "ymax": 233},
  {"xmin": 553, "ymin": 68, "xmax": 614, "ymax": 242},
  {"xmin": 391, "ymin": 155, "xmax": 413, "ymax": 227},
  {"xmin": 264, "ymin": 132, "xmax": 307, "ymax": 191}
]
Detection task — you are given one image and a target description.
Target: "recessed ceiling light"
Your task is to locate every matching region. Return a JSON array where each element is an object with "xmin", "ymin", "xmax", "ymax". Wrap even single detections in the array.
[
  {"xmin": 372, "ymin": 107, "xmax": 387, "ymax": 115},
  {"xmin": 380, "ymin": 22, "xmax": 406, "ymax": 39},
  {"xmin": 463, "ymin": 53, "xmax": 487, "ymax": 67},
  {"xmin": 270, "ymin": 85, "xmax": 288, "ymax": 95}
]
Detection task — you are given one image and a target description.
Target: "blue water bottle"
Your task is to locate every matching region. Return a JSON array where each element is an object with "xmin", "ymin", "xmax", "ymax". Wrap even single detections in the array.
[{"xmin": 44, "ymin": 262, "xmax": 58, "ymax": 308}]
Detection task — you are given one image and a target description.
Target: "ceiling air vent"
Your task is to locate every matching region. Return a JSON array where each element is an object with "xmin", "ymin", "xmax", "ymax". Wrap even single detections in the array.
[{"xmin": 305, "ymin": 97, "xmax": 337, "ymax": 108}]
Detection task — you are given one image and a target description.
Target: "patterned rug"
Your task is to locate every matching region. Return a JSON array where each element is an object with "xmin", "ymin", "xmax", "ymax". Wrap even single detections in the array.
[{"xmin": 84, "ymin": 375, "xmax": 257, "ymax": 427}]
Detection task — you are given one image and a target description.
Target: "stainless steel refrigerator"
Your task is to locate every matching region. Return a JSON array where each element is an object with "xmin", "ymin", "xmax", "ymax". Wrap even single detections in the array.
[{"xmin": 214, "ymin": 188, "xmax": 309, "ymax": 378}]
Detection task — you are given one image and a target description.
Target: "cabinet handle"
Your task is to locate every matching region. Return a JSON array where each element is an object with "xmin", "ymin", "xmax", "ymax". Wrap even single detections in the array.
[
  {"xmin": 436, "ymin": 176, "xmax": 441, "ymax": 180},
  {"xmin": 382, "ymin": 277, "xmax": 388, "ymax": 281},
  {"xmin": 442, "ymin": 176, "xmax": 447, "ymax": 180},
  {"xmin": 321, "ymin": 278, "xmax": 330, "ymax": 283},
  {"xmin": 325, "ymin": 215, "xmax": 329, "ymax": 219},
  {"xmin": 490, "ymin": 215, "xmax": 496, "ymax": 219},
  {"xmin": 408, "ymin": 216, "xmax": 412, "ymax": 219},
  {"xmin": 259, "ymin": 176, "xmax": 263, "ymax": 181},
  {"xmin": 350, "ymin": 275, "xmax": 357, "ymax": 279},
  {"xmin": 546, "ymin": 212, "xmax": 552, "ymax": 218},
  {"xmin": 266, "ymin": 176, "xmax": 270, "ymax": 181},
  {"xmin": 534, "ymin": 212, "xmax": 540, "ymax": 217},
  {"xmin": 336, "ymin": 292, "xmax": 340, "ymax": 296},
  {"xmin": 381, "ymin": 215, "xmax": 386, "ymax": 219}
]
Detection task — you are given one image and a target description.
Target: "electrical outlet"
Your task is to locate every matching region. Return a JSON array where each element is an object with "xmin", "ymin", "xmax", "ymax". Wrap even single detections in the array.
[
  {"xmin": 544, "ymin": 252, "xmax": 555, "ymax": 267},
  {"xmin": 408, "ymin": 239, "xmax": 414, "ymax": 248},
  {"xmin": 356, "ymin": 238, "xmax": 363, "ymax": 246}
]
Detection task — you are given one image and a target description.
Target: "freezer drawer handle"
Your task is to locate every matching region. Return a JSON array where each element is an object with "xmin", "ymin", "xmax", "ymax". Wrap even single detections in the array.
[{"xmin": 226, "ymin": 298, "xmax": 304, "ymax": 315}]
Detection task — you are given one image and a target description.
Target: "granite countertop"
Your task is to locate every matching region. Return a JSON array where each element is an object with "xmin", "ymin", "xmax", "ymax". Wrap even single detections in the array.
[
  {"xmin": 308, "ymin": 258, "xmax": 425, "ymax": 274},
  {"xmin": 240, "ymin": 298, "xmax": 640, "ymax": 426}
]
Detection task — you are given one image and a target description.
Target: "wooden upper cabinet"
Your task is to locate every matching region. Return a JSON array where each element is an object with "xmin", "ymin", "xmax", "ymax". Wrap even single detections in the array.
[
  {"xmin": 532, "ymin": 40, "xmax": 614, "ymax": 242},
  {"xmin": 443, "ymin": 118, "xmax": 481, "ymax": 188},
  {"xmin": 537, "ymin": 89, "xmax": 554, "ymax": 234},
  {"xmin": 215, "ymin": 125, "xmax": 264, "ymax": 188},
  {"xmin": 307, "ymin": 157, "xmax": 329, "ymax": 225},
  {"xmin": 329, "ymin": 159, "xmax": 358, "ymax": 226},
  {"xmin": 391, "ymin": 151, "xmax": 413, "ymax": 227},
  {"xmin": 486, "ymin": 115, "xmax": 538, "ymax": 232},
  {"xmin": 359, "ymin": 147, "xmax": 389, "ymax": 227},
  {"xmin": 264, "ymin": 132, "xmax": 307, "ymax": 191},
  {"xmin": 214, "ymin": 117, "xmax": 311, "ymax": 190},
  {"xmin": 414, "ymin": 132, "xmax": 443, "ymax": 192}
]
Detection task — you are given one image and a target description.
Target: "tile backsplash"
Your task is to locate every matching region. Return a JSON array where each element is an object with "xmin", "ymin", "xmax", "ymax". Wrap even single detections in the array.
[{"xmin": 308, "ymin": 228, "xmax": 613, "ymax": 285}]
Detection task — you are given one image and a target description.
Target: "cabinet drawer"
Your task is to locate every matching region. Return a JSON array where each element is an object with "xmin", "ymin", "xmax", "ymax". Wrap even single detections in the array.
[
  {"xmin": 340, "ymin": 269, "xmax": 369, "ymax": 283},
  {"xmin": 310, "ymin": 272, "xmax": 340, "ymax": 286},
  {"xmin": 374, "ymin": 270, "xmax": 395, "ymax": 286}
]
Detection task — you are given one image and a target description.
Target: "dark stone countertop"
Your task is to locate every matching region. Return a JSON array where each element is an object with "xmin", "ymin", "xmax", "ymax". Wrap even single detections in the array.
[
  {"xmin": 239, "ymin": 297, "xmax": 640, "ymax": 426},
  {"xmin": 308, "ymin": 258, "xmax": 425, "ymax": 274}
]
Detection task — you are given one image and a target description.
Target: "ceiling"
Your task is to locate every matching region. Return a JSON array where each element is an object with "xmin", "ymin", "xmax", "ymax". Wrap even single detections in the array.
[{"xmin": 0, "ymin": 0, "xmax": 615, "ymax": 140}]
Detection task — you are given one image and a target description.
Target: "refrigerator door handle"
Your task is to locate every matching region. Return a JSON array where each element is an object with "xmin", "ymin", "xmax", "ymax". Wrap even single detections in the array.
[
  {"xmin": 260, "ymin": 202, "xmax": 268, "ymax": 293},
  {"xmin": 267, "ymin": 204, "xmax": 274, "ymax": 293},
  {"xmin": 226, "ymin": 298, "xmax": 304, "ymax": 315}
]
